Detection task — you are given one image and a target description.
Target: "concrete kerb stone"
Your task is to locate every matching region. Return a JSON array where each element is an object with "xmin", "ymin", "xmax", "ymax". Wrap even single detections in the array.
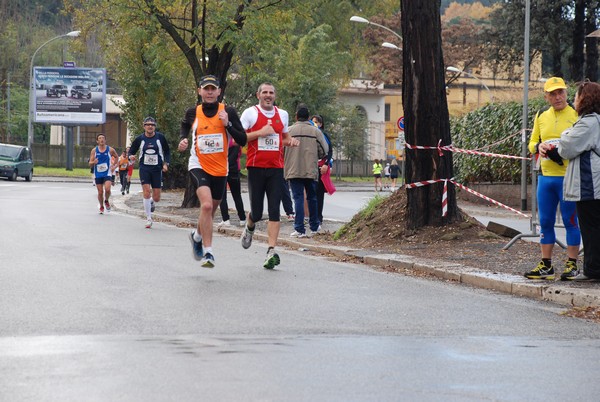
[
  {"xmin": 111, "ymin": 194, "xmax": 600, "ymax": 309},
  {"xmin": 512, "ymin": 281, "xmax": 544, "ymax": 300},
  {"xmin": 460, "ymin": 271, "xmax": 516, "ymax": 294}
]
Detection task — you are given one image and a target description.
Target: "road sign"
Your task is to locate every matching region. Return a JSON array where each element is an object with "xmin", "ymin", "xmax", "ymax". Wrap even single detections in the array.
[{"xmin": 397, "ymin": 116, "xmax": 405, "ymax": 131}]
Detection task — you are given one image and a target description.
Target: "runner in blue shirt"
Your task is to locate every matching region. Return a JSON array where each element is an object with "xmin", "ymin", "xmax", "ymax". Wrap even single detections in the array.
[
  {"xmin": 128, "ymin": 116, "xmax": 171, "ymax": 228},
  {"xmin": 89, "ymin": 133, "xmax": 119, "ymax": 214}
]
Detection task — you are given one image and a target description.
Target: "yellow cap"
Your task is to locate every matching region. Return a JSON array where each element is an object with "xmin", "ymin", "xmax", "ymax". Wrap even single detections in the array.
[{"xmin": 544, "ymin": 77, "xmax": 567, "ymax": 92}]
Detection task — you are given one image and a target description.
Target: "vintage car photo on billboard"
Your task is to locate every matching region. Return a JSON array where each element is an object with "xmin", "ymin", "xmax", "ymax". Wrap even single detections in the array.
[{"xmin": 33, "ymin": 67, "xmax": 106, "ymax": 125}]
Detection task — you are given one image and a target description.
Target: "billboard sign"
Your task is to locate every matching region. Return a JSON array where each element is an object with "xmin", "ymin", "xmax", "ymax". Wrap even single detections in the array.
[{"xmin": 33, "ymin": 67, "xmax": 106, "ymax": 125}]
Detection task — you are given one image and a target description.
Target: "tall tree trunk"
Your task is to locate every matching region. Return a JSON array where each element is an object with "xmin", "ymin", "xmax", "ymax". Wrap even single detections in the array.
[
  {"xmin": 570, "ymin": 0, "xmax": 586, "ymax": 81},
  {"xmin": 549, "ymin": 2, "xmax": 564, "ymax": 76},
  {"xmin": 401, "ymin": 0, "xmax": 457, "ymax": 230},
  {"xmin": 585, "ymin": 0, "xmax": 599, "ymax": 82}
]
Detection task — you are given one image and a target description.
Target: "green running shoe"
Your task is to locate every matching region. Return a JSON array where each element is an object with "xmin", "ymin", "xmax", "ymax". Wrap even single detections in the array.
[{"xmin": 263, "ymin": 250, "xmax": 280, "ymax": 269}]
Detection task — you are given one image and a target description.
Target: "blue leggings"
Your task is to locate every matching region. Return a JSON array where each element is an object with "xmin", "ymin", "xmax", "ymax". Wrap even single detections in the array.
[{"xmin": 537, "ymin": 175, "xmax": 580, "ymax": 246}]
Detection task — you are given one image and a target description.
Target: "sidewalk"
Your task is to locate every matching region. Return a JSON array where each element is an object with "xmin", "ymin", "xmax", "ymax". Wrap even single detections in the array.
[{"xmin": 108, "ymin": 181, "xmax": 600, "ymax": 310}]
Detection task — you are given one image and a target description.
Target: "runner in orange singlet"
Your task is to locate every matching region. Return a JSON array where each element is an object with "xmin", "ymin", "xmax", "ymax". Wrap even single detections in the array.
[{"xmin": 179, "ymin": 75, "xmax": 247, "ymax": 268}]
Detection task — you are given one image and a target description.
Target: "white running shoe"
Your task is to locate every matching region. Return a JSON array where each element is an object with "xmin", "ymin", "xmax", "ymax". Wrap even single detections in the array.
[
  {"xmin": 145, "ymin": 219, "xmax": 153, "ymax": 229},
  {"xmin": 239, "ymin": 220, "xmax": 246, "ymax": 227},
  {"xmin": 218, "ymin": 220, "xmax": 231, "ymax": 227},
  {"xmin": 290, "ymin": 231, "xmax": 307, "ymax": 238},
  {"xmin": 241, "ymin": 225, "xmax": 254, "ymax": 249}
]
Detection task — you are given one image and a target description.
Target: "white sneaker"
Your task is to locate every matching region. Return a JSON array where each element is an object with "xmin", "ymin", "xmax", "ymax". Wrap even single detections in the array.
[
  {"xmin": 290, "ymin": 231, "xmax": 307, "ymax": 238},
  {"xmin": 241, "ymin": 225, "xmax": 254, "ymax": 249},
  {"xmin": 310, "ymin": 225, "xmax": 322, "ymax": 236},
  {"xmin": 145, "ymin": 219, "xmax": 153, "ymax": 229},
  {"xmin": 218, "ymin": 220, "xmax": 231, "ymax": 227},
  {"xmin": 239, "ymin": 220, "xmax": 246, "ymax": 227}
]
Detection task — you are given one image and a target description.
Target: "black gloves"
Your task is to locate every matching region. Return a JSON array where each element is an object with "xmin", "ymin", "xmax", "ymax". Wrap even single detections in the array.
[{"xmin": 545, "ymin": 147, "xmax": 564, "ymax": 166}]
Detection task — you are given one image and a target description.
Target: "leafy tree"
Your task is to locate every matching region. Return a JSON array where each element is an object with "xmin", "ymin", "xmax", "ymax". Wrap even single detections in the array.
[
  {"xmin": 401, "ymin": 0, "xmax": 457, "ymax": 230},
  {"xmin": 484, "ymin": 0, "xmax": 599, "ymax": 81},
  {"xmin": 328, "ymin": 102, "xmax": 369, "ymax": 161},
  {"xmin": 354, "ymin": 13, "xmax": 403, "ymax": 85},
  {"xmin": 442, "ymin": 0, "xmax": 501, "ymax": 11},
  {"xmin": 442, "ymin": 12, "xmax": 491, "ymax": 75},
  {"xmin": 64, "ymin": 0, "xmax": 366, "ymax": 205}
]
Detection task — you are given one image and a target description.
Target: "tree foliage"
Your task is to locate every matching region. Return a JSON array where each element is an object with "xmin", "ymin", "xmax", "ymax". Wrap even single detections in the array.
[
  {"xmin": 62, "ymin": 0, "xmax": 372, "ymax": 194},
  {"xmin": 484, "ymin": 0, "xmax": 599, "ymax": 81}
]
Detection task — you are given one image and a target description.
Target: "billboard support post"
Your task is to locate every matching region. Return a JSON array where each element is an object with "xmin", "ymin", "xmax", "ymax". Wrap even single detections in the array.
[{"xmin": 66, "ymin": 126, "xmax": 74, "ymax": 171}]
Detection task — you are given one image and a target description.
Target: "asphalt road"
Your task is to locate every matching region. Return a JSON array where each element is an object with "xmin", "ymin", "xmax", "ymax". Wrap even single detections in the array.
[{"xmin": 1, "ymin": 180, "xmax": 600, "ymax": 401}]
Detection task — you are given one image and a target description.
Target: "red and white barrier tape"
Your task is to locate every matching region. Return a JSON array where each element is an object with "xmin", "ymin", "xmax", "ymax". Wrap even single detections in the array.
[
  {"xmin": 405, "ymin": 179, "xmax": 530, "ymax": 218},
  {"xmin": 405, "ymin": 141, "xmax": 530, "ymax": 160}
]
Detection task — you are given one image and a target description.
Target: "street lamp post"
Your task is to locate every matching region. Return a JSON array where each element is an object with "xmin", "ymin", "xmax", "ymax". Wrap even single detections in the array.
[
  {"xmin": 351, "ymin": 16, "xmax": 403, "ymax": 162},
  {"xmin": 521, "ymin": 0, "xmax": 531, "ymax": 212},
  {"xmin": 350, "ymin": 16, "xmax": 402, "ymax": 40},
  {"xmin": 380, "ymin": 40, "xmax": 405, "ymax": 184},
  {"xmin": 27, "ymin": 30, "xmax": 80, "ymax": 149},
  {"xmin": 446, "ymin": 66, "xmax": 493, "ymax": 103}
]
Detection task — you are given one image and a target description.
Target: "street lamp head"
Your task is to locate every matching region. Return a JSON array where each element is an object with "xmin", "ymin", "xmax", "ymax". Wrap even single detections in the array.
[
  {"xmin": 381, "ymin": 42, "xmax": 401, "ymax": 51},
  {"xmin": 446, "ymin": 66, "xmax": 461, "ymax": 73},
  {"xmin": 66, "ymin": 30, "xmax": 81, "ymax": 37},
  {"xmin": 350, "ymin": 16, "xmax": 369, "ymax": 24}
]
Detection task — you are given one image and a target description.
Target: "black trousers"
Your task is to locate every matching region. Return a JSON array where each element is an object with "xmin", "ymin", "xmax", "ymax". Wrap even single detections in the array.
[
  {"xmin": 280, "ymin": 177, "xmax": 294, "ymax": 216},
  {"xmin": 219, "ymin": 172, "xmax": 246, "ymax": 221},
  {"xmin": 576, "ymin": 199, "xmax": 600, "ymax": 278},
  {"xmin": 119, "ymin": 170, "xmax": 128, "ymax": 190}
]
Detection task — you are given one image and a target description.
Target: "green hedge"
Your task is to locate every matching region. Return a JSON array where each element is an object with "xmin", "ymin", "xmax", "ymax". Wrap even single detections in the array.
[{"xmin": 450, "ymin": 97, "xmax": 549, "ymax": 184}]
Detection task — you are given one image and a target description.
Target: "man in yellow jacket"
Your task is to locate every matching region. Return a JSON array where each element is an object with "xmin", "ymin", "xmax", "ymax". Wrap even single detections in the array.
[{"xmin": 525, "ymin": 77, "xmax": 581, "ymax": 281}]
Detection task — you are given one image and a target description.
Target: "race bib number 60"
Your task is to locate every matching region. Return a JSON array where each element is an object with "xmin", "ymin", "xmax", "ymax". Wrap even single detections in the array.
[{"xmin": 258, "ymin": 134, "xmax": 280, "ymax": 151}]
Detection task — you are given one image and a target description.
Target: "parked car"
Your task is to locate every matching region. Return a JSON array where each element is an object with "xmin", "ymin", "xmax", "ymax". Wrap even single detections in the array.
[
  {"xmin": 46, "ymin": 84, "xmax": 68, "ymax": 98},
  {"xmin": 0, "ymin": 143, "xmax": 33, "ymax": 181},
  {"xmin": 71, "ymin": 85, "xmax": 92, "ymax": 99}
]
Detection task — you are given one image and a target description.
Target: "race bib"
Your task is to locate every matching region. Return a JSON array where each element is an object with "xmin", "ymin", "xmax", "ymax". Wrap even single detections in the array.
[
  {"xmin": 198, "ymin": 133, "xmax": 224, "ymax": 154},
  {"xmin": 258, "ymin": 134, "xmax": 280, "ymax": 151},
  {"xmin": 96, "ymin": 163, "xmax": 108, "ymax": 173},
  {"xmin": 144, "ymin": 154, "xmax": 159, "ymax": 165}
]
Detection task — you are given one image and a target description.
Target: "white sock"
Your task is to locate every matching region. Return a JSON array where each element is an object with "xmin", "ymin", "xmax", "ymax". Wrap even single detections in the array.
[
  {"xmin": 143, "ymin": 198, "xmax": 152, "ymax": 219},
  {"xmin": 193, "ymin": 230, "xmax": 202, "ymax": 242},
  {"xmin": 204, "ymin": 247, "xmax": 213, "ymax": 255}
]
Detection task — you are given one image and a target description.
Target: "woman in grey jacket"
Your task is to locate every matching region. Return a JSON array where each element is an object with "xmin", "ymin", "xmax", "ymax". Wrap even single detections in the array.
[{"xmin": 541, "ymin": 81, "xmax": 600, "ymax": 280}]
